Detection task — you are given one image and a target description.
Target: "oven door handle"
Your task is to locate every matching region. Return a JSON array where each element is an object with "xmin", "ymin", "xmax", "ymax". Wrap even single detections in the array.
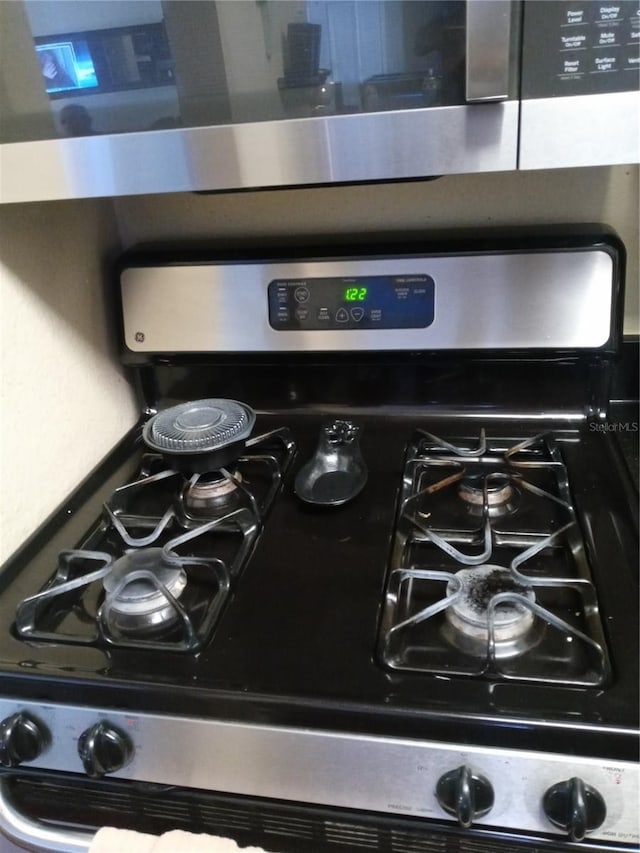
[{"xmin": 0, "ymin": 778, "xmax": 93, "ymax": 853}]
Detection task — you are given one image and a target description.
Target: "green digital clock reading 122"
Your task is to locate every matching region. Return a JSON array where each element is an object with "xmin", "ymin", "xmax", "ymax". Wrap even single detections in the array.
[{"xmin": 344, "ymin": 287, "xmax": 368, "ymax": 302}]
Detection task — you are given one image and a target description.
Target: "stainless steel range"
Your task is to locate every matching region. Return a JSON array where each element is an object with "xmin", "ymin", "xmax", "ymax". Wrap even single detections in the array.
[{"xmin": 0, "ymin": 230, "xmax": 638, "ymax": 853}]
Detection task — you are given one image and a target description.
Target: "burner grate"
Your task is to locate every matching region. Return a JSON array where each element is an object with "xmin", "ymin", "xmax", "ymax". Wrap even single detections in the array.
[
  {"xmin": 13, "ymin": 427, "xmax": 295, "ymax": 652},
  {"xmin": 378, "ymin": 431, "xmax": 611, "ymax": 686},
  {"xmin": 13, "ymin": 511, "xmax": 251, "ymax": 652}
]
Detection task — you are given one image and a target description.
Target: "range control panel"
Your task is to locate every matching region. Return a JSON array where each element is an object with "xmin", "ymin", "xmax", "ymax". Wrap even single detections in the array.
[
  {"xmin": 0, "ymin": 698, "xmax": 638, "ymax": 845},
  {"xmin": 268, "ymin": 275, "xmax": 435, "ymax": 331}
]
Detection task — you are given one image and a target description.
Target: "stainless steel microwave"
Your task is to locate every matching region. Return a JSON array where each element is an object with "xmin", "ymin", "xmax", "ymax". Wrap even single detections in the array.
[{"xmin": 0, "ymin": 0, "xmax": 637, "ymax": 203}]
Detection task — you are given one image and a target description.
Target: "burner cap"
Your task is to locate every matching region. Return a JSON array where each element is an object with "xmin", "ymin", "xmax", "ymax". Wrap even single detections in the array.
[
  {"xmin": 103, "ymin": 548, "xmax": 188, "ymax": 635},
  {"xmin": 459, "ymin": 474, "xmax": 513, "ymax": 508},
  {"xmin": 444, "ymin": 565, "xmax": 536, "ymax": 658},
  {"xmin": 143, "ymin": 399, "xmax": 255, "ymax": 455},
  {"xmin": 184, "ymin": 471, "xmax": 243, "ymax": 515}
]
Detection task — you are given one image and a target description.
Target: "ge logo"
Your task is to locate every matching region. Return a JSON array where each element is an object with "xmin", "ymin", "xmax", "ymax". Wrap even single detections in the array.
[{"xmin": 134, "ymin": 332, "xmax": 145, "ymax": 342}]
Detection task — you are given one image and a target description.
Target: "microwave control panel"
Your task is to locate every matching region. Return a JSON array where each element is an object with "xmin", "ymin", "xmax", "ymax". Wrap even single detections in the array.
[
  {"xmin": 522, "ymin": 0, "xmax": 639, "ymax": 97},
  {"xmin": 268, "ymin": 275, "xmax": 435, "ymax": 331}
]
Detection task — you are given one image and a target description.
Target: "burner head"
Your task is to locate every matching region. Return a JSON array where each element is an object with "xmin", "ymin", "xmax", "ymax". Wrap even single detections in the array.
[
  {"xmin": 183, "ymin": 471, "xmax": 242, "ymax": 516},
  {"xmin": 458, "ymin": 473, "xmax": 515, "ymax": 515},
  {"xmin": 102, "ymin": 548, "xmax": 188, "ymax": 636},
  {"xmin": 444, "ymin": 565, "xmax": 536, "ymax": 658},
  {"xmin": 142, "ymin": 399, "xmax": 256, "ymax": 473}
]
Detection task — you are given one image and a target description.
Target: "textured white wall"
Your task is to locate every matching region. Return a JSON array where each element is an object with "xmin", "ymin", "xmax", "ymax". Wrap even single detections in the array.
[
  {"xmin": 114, "ymin": 165, "xmax": 639, "ymax": 334},
  {"xmin": 0, "ymin": 198, "xmax": 138, "ymax": 563}
]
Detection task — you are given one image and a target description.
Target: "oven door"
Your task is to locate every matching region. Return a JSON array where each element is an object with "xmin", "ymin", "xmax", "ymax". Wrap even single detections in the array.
[
  {"xmin": 1, "ymin": 778, "xmax": 91, "ymax": 852},
  {"xmin": 2, "ymin": 772, "xmax": 639, "ymax": 853},
  {"xmin": 0, "ymin": 0, "xmax": 519, "ymax": 203}
]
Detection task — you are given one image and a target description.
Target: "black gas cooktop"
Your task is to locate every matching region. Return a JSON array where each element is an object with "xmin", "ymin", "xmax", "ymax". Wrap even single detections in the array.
[{"xmin": 1, "ymin": 412, "xmax": 636, "ymax": 757}]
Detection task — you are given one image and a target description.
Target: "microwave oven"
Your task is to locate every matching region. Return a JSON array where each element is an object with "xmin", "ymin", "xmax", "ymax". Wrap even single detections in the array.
[{"xmin": 0, "ymin": 0, "xmax": 638, "ymax": 202}]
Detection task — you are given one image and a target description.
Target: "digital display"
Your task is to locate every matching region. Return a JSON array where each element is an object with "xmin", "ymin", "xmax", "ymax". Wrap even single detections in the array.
[
  {"xmin": 268, "ymin": 274, "xmax": 435, "ymax": 331},
  {"xmin": 344, "ymin": 287, "xmax": 368, "ymax": 302}
]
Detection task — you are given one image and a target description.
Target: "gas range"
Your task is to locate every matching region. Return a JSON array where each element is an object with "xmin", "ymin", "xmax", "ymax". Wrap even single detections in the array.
[{"xmin": 0, "ymin": 231, "xmax": 638, "ymax": 853}]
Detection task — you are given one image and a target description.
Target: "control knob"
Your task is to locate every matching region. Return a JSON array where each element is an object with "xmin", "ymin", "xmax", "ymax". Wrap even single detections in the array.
[
  {"xmin": 78, "ymin": 721, "xmax": 133, "ymax": 778},
  {"xmin": 543, "ymin": 776, "xmax": 606, "ymax": 842},
  {"xmin": 436, "ymin": 764, "xmax": 494, "ymax": 827},
  {"xmin": 0, "ymin": 712, "xmax": 48, "ymax": 767}
]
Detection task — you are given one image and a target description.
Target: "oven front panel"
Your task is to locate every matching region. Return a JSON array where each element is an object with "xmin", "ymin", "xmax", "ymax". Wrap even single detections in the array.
[{"xmin": 0, "ymin": 697, "xmax": 638, "ymax": 845}]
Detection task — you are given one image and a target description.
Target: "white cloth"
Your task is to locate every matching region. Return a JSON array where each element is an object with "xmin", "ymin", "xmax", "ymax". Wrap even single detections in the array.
[{"xmin": 89, "ymin": 827, "xmax": 269, "ymax": 853}]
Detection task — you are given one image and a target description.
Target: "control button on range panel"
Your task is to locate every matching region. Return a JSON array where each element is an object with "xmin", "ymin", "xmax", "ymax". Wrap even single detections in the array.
[{"xmin": 268, "ymin": 275, "xmax": 434, "ymax": 331}]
